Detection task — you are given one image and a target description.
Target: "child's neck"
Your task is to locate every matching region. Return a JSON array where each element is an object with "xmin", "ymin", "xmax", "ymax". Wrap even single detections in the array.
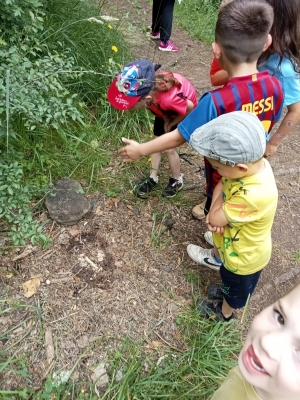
[
  {"xmin": 225, "ymin": 61, "xmax": 259, "ymax": 80},
  {"xmin": 255, "ymin": 386, "xmax": 293, "ymax": 400}
]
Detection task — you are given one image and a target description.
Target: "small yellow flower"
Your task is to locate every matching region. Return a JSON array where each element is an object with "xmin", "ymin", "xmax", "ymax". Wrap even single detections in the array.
[
  {"xmin": 147, "ymin": 158, "xmax": 152, "ymax": 162},
  {"xmin": 111, "ymin": 45, "xmax": 118, "ymax": 52},
  {"xmin": 108, "ymin": 24, "xmax": 112, "ymax": 29},
  {"xmin": 81, "ymin": 389, "xmax": 85, "ymax": 394}
]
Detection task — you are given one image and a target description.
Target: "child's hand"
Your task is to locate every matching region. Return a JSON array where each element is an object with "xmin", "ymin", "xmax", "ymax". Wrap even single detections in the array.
[
  {"xmin": 206, "ymin": 213, "xmax": 225, "ymax": 233},
  {"xmin": 118, "ymin": 138, "xmax": 142, "ymax": 162}
]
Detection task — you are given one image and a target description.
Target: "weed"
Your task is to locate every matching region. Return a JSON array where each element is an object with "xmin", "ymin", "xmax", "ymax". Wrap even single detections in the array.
[
  {"xmin": 175, "ymin": 0, "xmax": 220, "ymax": 44},
  {"xmin": 291, "ymin": 250, "xmax": 300, "ymax": 261},
  {"xmin": 150, "ymin": 212, "xmax": 171, "ymax": 249}
]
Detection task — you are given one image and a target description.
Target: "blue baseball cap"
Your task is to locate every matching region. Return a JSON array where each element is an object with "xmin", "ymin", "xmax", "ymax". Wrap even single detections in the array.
[{"xmin": 107, "ymin": 59, "xmax": 155, "ymax": 110}]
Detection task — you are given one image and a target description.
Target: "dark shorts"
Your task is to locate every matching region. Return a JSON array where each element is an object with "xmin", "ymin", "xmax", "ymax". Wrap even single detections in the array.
[
  {"xmin": 220, "ymin": 264, "xmax": 262, "ymax": 309},
  {"xmin": 153, "ymin": 116, "xmax": 178, "ymax": 137}
]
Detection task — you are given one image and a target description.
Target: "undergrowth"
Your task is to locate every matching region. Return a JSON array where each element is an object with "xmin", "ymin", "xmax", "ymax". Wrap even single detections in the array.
[
  {"xmin": 0, "ymin": 299, "xmax": 242, "ymax": 399},
  {"xmin": 175, "ymin": 0, "xmax": 220, "ymax": 44}
]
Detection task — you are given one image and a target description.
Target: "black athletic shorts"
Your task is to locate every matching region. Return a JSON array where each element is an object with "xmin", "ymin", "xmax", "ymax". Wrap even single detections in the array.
[{"xmin": 220, "ymin": 264, "xmax": 262, "ymax": 309}]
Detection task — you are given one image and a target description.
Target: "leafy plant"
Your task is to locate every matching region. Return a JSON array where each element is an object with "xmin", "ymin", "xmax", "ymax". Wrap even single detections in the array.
[{"xmin": 0, "ymin": 157, "xmax": 49, "ymax": 246}]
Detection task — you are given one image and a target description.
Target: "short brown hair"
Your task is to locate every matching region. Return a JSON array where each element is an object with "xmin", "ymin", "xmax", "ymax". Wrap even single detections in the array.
[{"xmin": 216, "ymin": 0, "xmax": 274, "ymax": 64}]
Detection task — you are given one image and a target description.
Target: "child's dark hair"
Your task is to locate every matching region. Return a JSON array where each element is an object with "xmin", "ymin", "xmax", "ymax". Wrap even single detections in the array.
[
  {"xmin": 216, "ymin": 0, "xmax": 274, "ymax": 64},
  {"xmin": 259, "ymin": 0, "xmax": 300, "ymax": 72}
]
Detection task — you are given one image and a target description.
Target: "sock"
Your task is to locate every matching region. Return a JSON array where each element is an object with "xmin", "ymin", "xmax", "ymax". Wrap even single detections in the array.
[
  {"xmin": 213, "ymin": 254, "xmax": 222, "ymax": 264},
  {"xmin": 221, "ymin": 312, "xmax": 233, "ymax": 321},
  {"xmin": 150, "ymin": 176, "xmax": 158, "ymax": 183}
]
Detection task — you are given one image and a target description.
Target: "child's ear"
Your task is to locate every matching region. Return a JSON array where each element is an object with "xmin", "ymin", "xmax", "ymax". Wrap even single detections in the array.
[
  {"xmin": 236, "ymin": 163, "xmax": 248, "ymax": 172},
  {"xmin": 262, "ymin": 34, "xmax": 272, "ymax": 52},
  {"xmin": 212, "ymin": 42, "xmax": 222, "ymax": 59}
]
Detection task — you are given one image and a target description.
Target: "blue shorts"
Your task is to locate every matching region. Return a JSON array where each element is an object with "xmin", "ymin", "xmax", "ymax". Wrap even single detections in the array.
[{"xmin": 220, "ymin": 264, "xmax": 262, "ymax": 309}]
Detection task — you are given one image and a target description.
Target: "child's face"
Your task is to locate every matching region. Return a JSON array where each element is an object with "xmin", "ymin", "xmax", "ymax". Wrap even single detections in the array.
[
  {"xmin": 239, "ymin": 285, "xmax": 300, "ymax": 400},
  {"xmin": 206, "ymin": 157, "xmax": 246, "ymax": 179}
]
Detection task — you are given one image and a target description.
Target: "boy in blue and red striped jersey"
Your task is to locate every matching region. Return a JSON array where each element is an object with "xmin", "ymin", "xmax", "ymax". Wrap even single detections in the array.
[{"xmin": 118, "ymin": 0, "xmax": 283, "ymax": 214}]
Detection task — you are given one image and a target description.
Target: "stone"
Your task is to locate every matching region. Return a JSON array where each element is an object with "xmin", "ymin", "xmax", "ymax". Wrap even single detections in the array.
[{"xmin": 45, "ymin": 178, "xmax": 92, "ymax": 225}]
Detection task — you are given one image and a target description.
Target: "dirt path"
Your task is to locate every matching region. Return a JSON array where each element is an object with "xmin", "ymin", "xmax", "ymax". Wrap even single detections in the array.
[{"xmin": 1, "ymin": 0, "xmax": 300, "ymax": 390}]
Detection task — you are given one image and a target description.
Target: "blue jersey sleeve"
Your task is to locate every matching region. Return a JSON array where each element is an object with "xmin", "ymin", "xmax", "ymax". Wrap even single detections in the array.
[{"xmin": 178, "ymin": 93, "xmax": 218, "ymax": 142}]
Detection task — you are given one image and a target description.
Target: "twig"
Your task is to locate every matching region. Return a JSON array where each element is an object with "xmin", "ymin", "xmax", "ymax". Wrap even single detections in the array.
[
  {"xmin": 12, "ymin": 247, "xmax": 36, "ymax": 261},
  {"xmin": 49, "ymin": 312, "xmax": 79, "ymax": 324},
  {"xmin": 153, "ymin": 330, "xmax": 182, "ymax": 352},
  {"xmin": 85, "ymin": 256, "xmax": 99, "ymax": 271}
]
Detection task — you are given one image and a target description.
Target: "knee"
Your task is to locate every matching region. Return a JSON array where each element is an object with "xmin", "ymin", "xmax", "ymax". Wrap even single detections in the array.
[{"xmin": 164, "ymin": 148, "xmax": 176, "ymax": 156}]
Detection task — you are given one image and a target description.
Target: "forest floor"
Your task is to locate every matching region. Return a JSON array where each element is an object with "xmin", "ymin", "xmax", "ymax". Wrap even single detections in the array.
[{"xmin": 1, "ymin": 0, "xmax": 300, "ymax": 392}]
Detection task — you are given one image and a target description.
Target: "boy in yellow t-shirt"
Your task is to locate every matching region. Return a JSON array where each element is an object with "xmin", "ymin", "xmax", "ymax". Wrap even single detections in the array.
[
  {"xmin": 212, "ymin": 282, "xmax": 300, "ymax": 400},
  {"xmin": 187, "ymin": 111, "xmax": 278, "ymax": 321}
]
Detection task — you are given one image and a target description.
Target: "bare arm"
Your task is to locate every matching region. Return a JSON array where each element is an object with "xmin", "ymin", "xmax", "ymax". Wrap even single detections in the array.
[
  {"xmin": 118, "ymin": 128, "xmax": 186, "ymax": 162},
  {"xmin": 205, "ymin": 179, "xmax": 229, "ymax": 231},
  {"xmin": 210, "ymin": 70, "xmax": 228, "ymax": 87},
  {"xmin": 265, "ymin": 102, "xmax": 300, "ymax": 157},
  {"xmin": 209, "ymin": 190, "xmax": 229, "ymax": 228},
  {"xmin": 164, "ymin": 100, "xmax": 195, "ymax": 132}
]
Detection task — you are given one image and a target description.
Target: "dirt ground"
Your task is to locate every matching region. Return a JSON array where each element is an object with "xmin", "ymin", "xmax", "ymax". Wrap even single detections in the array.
[{"xmin": 1, "ymin": 0, "xmax": 300, "ymax": 392}]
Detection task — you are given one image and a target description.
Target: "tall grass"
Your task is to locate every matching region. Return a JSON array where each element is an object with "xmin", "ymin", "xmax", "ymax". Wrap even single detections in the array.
[{"xmin": 175, "ymin": 0, "xmax": 221, "ymax": 44}]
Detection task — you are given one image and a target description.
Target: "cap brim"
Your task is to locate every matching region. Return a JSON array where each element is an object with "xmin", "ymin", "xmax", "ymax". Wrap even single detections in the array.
[{"xmin": 107, "ymin": 78, "xmax": 141, "ymax": 110}]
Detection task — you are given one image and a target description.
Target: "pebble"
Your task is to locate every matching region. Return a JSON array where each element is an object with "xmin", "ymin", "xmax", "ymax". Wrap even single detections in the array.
[{"xmin": 163, "ymin": 266, "xmax": 171, "ymax": 273}]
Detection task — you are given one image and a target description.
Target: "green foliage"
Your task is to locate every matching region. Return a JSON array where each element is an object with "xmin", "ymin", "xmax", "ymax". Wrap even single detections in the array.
[
  {"xmin": 0, "ymin": 0, "xmax": 84, "ymax": 132},
  {"xmin": 175, "ymin": 0, "xmax": 221, "ymax": 44},
  {"xmin": 0, "ymin": 155, "xmax": 49, "ymax": 246}
]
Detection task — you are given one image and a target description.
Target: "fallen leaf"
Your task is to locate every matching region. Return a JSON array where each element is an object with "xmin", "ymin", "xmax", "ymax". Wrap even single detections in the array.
[
  {"xmin": 22, "ymin": 278, "xmax": 40, "ymax": 298},
  {"xmin": 69, "ymin": 229, "xmax": 80, "ymax": 237},
  {"xmin": 150, "ymin": 340, "xmax": 162, "ymax": 349},
  {"xmin": 91, "ymin": 363, "xmax": 109, "ymax": 388}
]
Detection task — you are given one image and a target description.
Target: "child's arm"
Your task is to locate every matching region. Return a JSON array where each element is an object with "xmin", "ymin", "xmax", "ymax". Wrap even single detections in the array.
[
  {"xmin": 164, "ymin": 100, "xmax": 194, "ymax": 132},
  {"xmin": 208, "ymin": 181, "xmax": 229, "ymax": 228},
  {"xmin": 266, "ymin": 101, "xmax": 300, "ymax": 157},
  {"xmin": 210, "ymin": 69, "xmax": 229, "ymax": 87},
  {"xmin": 206, "ymin": 180, "xmax": 229, "ymax": 231},
  {"xmin": 118, "ymin": 128, "xmax": 186, "ymax": 162}
]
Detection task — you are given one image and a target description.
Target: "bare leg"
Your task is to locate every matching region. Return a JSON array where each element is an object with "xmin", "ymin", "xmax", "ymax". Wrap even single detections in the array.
[
  {"xmin": 213, "ymin": 245, "xmax": 220, "ymax": 259},
  {"xmin": 164, "ymin": 148, "xmax": 181, "ymax": 179},
  {"xmin": 222, "ymin": 297, "xmax": 234, "ymax": 318},
  {"xmin": 149, "ymin": 152, "xmax": 162, "ymax": 180}
]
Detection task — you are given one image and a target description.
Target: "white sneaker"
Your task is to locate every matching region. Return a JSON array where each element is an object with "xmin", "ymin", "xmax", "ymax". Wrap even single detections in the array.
[
  {"xmin": 204, "ymin": 231, "xmax": 214, "ymax": 246},
  {"xmin": 187, "ymin": 245, "xmax": 221, "ymax": 271}
]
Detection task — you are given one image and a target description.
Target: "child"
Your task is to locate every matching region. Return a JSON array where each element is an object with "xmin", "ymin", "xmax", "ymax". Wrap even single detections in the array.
[
  {"xmin": 118, "ymin": 1, "xmax": 283, "ymax": 217},
  {"xmin": 195, "ymin": 0, "xmax": 300, "ymax": 245},
  {"xmin": 148, "ymin": 0, "xmax": 179, "ymax": 52},
  {"xmin": 211, "ymin": 282, "xmax": 300, "ymax": 399},
  {"xmin": 187, "ymin": 111, "xmax": 278, "ymax": 321},
  {"xmin": 107, "ymin": 59, "xmax": 197, "ymax": 198},
  {"xmin": 209, "ymin": 0, "xmax": 300, "ymax": 156}
]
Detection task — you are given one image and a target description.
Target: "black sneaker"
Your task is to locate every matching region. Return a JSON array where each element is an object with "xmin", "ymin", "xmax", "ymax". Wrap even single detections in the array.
[
  {"xmin": 162, "ymin": 175, "xmax": 183, "ymax": 198},
  {"xmin": 204, "ymin": 285, "xmax": 223, "ymax": 301},
  {"xmin": 133, "ymin": 176, "xmax": 158, "ymax": 198},
  {"xmin": 197, "ymin": 299, "xmax": 234, "ymax": 322}
]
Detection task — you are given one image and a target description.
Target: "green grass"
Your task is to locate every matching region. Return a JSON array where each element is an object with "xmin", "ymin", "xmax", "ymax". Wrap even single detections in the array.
[
  {"xmin": 291, "ymin": 250, "xmax": 300, "ymax": 261},
  {"xmin": 175, "ymin": 0, "xmax": 221, "ymax": 44},
  {"xmin": 1, "ymin": 299, "xmax": 242, "ymax": 399}
]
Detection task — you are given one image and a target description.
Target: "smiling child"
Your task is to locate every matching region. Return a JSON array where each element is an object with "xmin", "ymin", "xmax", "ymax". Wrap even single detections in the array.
[{"xmin": 212, "ymin": 282, "xmax": 300, "ymax": 399}]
